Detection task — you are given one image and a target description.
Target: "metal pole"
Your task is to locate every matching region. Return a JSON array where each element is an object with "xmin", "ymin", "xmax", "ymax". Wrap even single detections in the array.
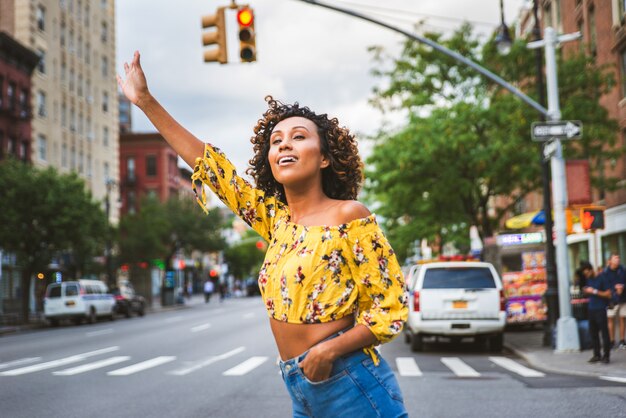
[
  {"xmin": 543, "ymin": 27, "xmax": 579, "ymax": 352},
  {"xmin": 105, "ymin": 180, "xmax": 114, "ymax": 290},
  {"xmin": 532, "ymin": 1, "xmax": 559, "ymax": 348}
]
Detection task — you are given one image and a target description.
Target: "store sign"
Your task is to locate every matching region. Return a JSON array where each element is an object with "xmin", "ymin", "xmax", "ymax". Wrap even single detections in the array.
[{"xmin": 497, "ymin": 232, "xmax": 544, "ymax": 246}]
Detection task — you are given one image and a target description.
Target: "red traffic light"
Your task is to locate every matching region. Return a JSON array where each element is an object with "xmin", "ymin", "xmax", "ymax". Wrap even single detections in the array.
[
  {"xmin": 210, "ymin": 269, "xmax": 218, "ymax": 278},
  {"xmin": 237, "ymin": 8, "xmax": 254, "ymax": 27}
]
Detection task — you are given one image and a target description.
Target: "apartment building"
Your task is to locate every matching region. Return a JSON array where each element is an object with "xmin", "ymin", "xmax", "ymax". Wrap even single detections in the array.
[{"xmin": 0, "ymin": 0, "xmax": 119, "ymax": 221}]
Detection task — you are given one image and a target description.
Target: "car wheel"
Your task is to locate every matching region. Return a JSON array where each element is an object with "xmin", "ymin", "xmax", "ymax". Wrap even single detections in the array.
[
  {"xmin": 138, "ymin": 303, "xmax": 145, "ymax": 317},
  {"xmin": 88, "ymin": 308, "xmax": 97, "ymax": 324},
  {"xmin": 410, "ymin": 333, "xmax": 424, "ymax": 352},
  {"xmin": 489, "ymin": 333, "xmax": 503, "ymax": 352}
]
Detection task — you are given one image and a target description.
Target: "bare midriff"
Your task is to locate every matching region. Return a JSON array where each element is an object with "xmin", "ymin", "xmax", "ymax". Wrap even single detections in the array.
[{"xmin": 270, "ymin": 315, "xmax": 355, "ymax": 361}]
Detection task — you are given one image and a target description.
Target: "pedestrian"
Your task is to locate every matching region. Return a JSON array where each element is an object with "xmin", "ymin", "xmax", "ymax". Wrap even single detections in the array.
[
  {"xmin": 118, "ymin": 51, "xmax": 409, "ymax": 417},
  {"xmin": 581, "ymin": 261, "xmax": 612, "ymax": 364},
  {"xmin": 203, "ymin": 279, "xmax": 214, "ymax": 303},
  {"xmin": 603, "ymin": 253, "xmax": 626, "ymax": 349}
]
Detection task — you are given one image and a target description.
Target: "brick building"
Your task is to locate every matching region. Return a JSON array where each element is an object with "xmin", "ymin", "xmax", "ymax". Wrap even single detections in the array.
[{"xmin": 0, "ymin": 31, "xmax": 39, "ymax": 162}]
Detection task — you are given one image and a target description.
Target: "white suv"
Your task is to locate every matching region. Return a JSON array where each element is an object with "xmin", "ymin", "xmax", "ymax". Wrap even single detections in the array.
[
  {"xmin": 405, "ymin": 261, "xmax": 506, "ymax": 352},
  {"xmin": 44, "ymin": 280, "xmax": 116, "ymax": 326}
]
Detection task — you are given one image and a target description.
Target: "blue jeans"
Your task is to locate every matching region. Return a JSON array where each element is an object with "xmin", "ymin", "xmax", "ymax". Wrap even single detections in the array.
[{"xmin": 279, "ymin": 331, "xmax": 408, "ymax": 418}]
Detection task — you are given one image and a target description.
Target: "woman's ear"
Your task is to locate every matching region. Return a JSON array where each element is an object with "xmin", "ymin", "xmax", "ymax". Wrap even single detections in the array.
[{"xmin": 320, "ymin": 154, "xmax": 330, "ymax": 169}]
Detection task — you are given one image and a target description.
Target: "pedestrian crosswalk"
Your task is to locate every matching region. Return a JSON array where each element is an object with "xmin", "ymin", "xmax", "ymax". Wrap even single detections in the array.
[{"xmin": 0, "ymin": 349, "xmax": 571, "ymax": 381}]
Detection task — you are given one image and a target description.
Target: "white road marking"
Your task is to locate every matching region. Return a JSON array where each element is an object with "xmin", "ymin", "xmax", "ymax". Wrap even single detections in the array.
[
  {"xmin": 108, "ymin": 356, "xmax": 176, "ymax": 376},
  {"xmin": 0, "ymin": 357, "xmax": 42, "ymax": 370},
  {"xmin": 223, "ymin": 356, "xmax": 268, "ymax": 376},
  {"xmin": 191, "ymin": 323, "xmax": 212, "ymax": 333},
  {"xmin": 396, "ymin": 357, "xmax": 423, "ymax": 377},
  {"xmin": 489, "ymin": 356, "xmax": 545, "ymax": 377},
  {"xmin": 242, "ymin": 312, "xmax": 255, "ymax": 319},
  {"xmin": 600, "ymin": 376, "xmax": 626, "ymax": 384},
  {"xmin": 169, "ymin": 346, "xmax": 246, "ymax": 376},
  {"xmin": 0, "ymin": 347, "xmax": 119, "ymax": 376},
  {"xmin": 164, "ymin": 316, "xmax": 184, "ymax": 324},
  {"xmin": 86, "ymin": 329, "xmax": 114, "ymax": 337},
  {"xmin": 53, "ymin": 356, "xmax": 131, "ymax": 376},
  {"xmin": 441, "ymin": 357, "xmax": 481, "ymax": 377}
]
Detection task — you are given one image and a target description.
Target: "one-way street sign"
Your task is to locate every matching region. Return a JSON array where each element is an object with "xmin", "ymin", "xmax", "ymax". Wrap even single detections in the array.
[{"xmin": 531, "ymin": 120, "xmax": 582, "ymax": 141}]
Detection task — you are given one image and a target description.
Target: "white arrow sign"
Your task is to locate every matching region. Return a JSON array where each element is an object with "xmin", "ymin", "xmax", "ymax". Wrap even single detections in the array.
[{"xmin": 531, "ymin": 120, "xmax": 583, "ymax": 141}]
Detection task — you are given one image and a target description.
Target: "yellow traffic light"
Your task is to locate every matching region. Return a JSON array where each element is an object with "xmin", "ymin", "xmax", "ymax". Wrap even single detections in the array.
[
  {"xmin": 237, "ymin": 7, "xmax": 256, "ymax": 62},
  {"xmin": 201, "ymin": 7, "xmax": 227, "ymax": 64}
]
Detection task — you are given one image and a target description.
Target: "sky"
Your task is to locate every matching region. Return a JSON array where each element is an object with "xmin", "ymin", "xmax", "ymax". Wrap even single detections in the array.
[{"xmin": 116, "ymin": 0, "xmax": 528, "ymax": 173}]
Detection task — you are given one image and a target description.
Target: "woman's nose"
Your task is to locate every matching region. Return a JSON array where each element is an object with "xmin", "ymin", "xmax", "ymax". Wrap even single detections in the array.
[{"xmin": 278, "ymin": 139, "xmax": 292, "ymax": 151}]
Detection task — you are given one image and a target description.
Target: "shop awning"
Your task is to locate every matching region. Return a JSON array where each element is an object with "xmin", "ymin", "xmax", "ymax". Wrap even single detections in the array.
[{"xmin": 505, "ymin": 211, "xmax": 545, "ymax": 229}]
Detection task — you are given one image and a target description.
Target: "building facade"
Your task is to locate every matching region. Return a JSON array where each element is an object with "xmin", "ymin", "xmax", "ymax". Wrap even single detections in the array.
[
  {"xmin": 0, "ymin": 31, "xmax": 39, "ymax": 162},
  {"xmin": 1, "ymin": 0, "xmax": 120, "ymax": 221}
]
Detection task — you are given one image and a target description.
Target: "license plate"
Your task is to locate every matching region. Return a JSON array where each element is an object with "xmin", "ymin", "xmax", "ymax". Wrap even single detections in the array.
[{"xmin": 452, "ymin": 300, "xmax": 467, "ymax": 309}]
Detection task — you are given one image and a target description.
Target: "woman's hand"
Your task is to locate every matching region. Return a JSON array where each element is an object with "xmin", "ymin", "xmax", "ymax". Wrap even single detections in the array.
[
  {"xmin": 117, "ymin": 51, "xmax": 150, "ymax": 108},
  {"xmin": 298, "ymin": 343, "xmax": 335, "ymax": 382}
]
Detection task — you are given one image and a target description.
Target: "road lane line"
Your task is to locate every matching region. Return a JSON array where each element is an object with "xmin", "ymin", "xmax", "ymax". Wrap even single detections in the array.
[
  {"xmin": 0, "ymin": 346, "xmax": 119, "ymax": 376},
  {"xmin": 191, "ymin": 323, "xmax": 212, "ymax": 333},
  {"xmin": 396, "ymin": 357, "xmax": 423, "ymax": 377},
  {"xmin": 600, "ymin": 376, "xmax": 626, "ymax": 384},
  {"xmin": 489, "ymin": 356, "xmax": 545, "ymax": 377},
  {"xmin": 170, "ymin": 346, "xmax": 246, "ymax": 376},
  {"xmin": 164, "ymin": 316, "xmax": 184, "ymax": 324},
  {"xmin": 242, "ymin": 312, "xmax": 255, "ymax": 319},
  {"xmin": 107, "ymin": 356, "xmax": 176, "ymax": 376},
  {"xmin": 441, "ymin": 357, "xmax": 481, "ymax": 377},
  {"xmin": 223, "ymin": 356, "xmax": 268, "ymax": 376},
  {"xmin": 53, "ymin": 356, "xmax": 131, "ymax": 376},
  {"xmin": 86, "ymin": 329, "xmax": 114, "ymax": 337},
  {"xmin": 0, "ymin": 357, "xmax": 42, "ymax": 370}
]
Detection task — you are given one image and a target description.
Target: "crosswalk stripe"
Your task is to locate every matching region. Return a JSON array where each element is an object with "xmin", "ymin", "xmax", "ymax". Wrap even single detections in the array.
[
  {"xmin": 396, "ymin": 357, "xmax": 423, "ymax": 377},
  {"xmin": 0, "ymin": 346, "xmax": 120, "ymax": 376},
  {"xmin": 191, "ymin": 323, "xmax": 212, "ymax": 333},
  {"xmin": 0, "ymin": 357, "xmax": 42, "ymax": 370},
  {"xmin": 170, "ymin": 347, "xmax": 246, "ymax": 376},
  {"xmin": 107, "ymin": 356, "xmax": 176, "ymax": 376},
  {"xmin": 600, "ymin": 376, "xmax": 626, "ymax": 384},
  {"xmin": 441, "ymin": 357, "xmax": 481, "ymax": 377},
  {"xmin": 489, "ymin": 356, "xmax": 545, "ymax": 377},
  {"xmin": 223, "ymin": 356, "xmax": 268, "ymax": 376},
  {"xmin": 53, "ymin": 356, "xmax": 131, "ymax": 376}
]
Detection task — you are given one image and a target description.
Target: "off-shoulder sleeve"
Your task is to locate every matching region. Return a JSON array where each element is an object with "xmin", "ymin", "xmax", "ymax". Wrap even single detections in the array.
[
  {"xmin": 346, "ymin": 220, "xmax": 409, "ymax": 347},
  {"xmin": 191, "ymin": 143, "xmax": 277, "ymax": 241}
]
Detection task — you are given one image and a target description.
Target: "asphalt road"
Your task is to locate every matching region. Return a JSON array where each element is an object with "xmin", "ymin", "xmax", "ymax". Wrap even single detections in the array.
[{"xmin": 1, "ymin": 296, "xmax": 625, "ymax": 418}]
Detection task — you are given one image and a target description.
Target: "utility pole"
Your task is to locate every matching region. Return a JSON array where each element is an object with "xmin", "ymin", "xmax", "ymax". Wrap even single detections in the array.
[
  {"xmin": 105, "ymin": 179, "xmax": 116, "ymax": 290},
  {"xmin": 528, "ymin": 27, "xmax": 581, "ymax": 352}
]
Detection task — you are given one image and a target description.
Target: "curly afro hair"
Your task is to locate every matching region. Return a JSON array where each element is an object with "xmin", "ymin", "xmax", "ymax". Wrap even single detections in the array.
[{"xmin": 246, "ymin": 96, "xmax": 363, "ymax": 204}]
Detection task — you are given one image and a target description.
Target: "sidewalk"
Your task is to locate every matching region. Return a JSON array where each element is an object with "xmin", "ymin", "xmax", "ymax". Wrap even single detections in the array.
[{"xmin": 505, "ymin": 329, "xmax": 626, "ymax": 379}]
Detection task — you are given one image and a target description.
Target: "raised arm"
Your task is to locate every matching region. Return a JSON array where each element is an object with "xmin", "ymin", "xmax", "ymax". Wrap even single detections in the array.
[{"xmin": 117, "ymin": 51, "xmax": 203, "ymax": 167}]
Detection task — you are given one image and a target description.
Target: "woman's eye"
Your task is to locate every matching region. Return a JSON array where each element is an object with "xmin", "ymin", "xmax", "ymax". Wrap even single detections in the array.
[
  {"xmin": 294, "ymin": 135, "xmax": 305, "ymax": 140},
  {"xmin": 272, "ymin": 138, "xmax": 282, "ymax": 145}
]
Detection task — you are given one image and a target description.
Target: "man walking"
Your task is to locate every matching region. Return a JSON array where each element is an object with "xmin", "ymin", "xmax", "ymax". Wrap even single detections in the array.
[
  {"xmin": 581, "ymin": 262, "xmax": 613, "ymax": 364},
  {"xmin": 604, "ymin": 254, "xmax": 626, "ymax": 349},
  {"xmin": 204, "ymin": 278, "xmax": 214, "ymax": 303}
]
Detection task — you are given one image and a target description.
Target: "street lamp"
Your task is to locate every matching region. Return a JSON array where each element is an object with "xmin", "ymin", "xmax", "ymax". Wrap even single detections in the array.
[{"xmin": 495, "ymin": 0, "xmax": 512, "ymax": 55}]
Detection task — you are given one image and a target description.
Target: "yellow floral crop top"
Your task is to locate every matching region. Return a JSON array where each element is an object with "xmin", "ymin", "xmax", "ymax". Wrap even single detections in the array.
[{"xmin": 191, "ymin": 143, "xmax": 408, "ymax": 348}]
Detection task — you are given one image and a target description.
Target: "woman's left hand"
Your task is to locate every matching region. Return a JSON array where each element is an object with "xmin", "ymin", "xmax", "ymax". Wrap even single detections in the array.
[{"xmin": 298, "ymin": 344, "xmax": 335, "ymax": 382}]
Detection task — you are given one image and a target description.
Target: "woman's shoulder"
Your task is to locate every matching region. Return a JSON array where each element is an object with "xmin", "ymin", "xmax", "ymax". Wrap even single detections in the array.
[{"xmin": 337, "ymin": 200, "xmax": 371, "ymax": 224}]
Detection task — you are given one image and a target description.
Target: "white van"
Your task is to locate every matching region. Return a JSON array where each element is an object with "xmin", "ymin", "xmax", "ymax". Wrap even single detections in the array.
[
  {"xmin": 405, "ymin": 261, "xmax": 506, "ymax": 352},
  {"xmin": 44, "ymin": 280, "xmax": 116, "ymax": 326}
]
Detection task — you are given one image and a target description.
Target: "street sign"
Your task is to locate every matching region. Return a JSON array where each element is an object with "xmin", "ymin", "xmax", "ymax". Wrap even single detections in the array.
[
  {"xmin": 542, "ymin": 139, "xmax": 558, "ymax": 161},
  {"xmin": 531, "ymin": 120, "xmax": 582, "ymax": 141}
]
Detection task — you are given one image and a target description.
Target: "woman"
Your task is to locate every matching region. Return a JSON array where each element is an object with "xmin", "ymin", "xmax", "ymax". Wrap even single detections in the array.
[{"xmin": 118, "ymin": 51, "xmax": 409, "ymax": 417}]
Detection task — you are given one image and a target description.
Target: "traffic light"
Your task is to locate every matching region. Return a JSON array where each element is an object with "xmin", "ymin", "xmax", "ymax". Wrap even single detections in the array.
[
  {"xmin": 201, "ymin": 7, "xmax": 227, "ymax": 64},
  {"xmin": 237, "ymin": 7, "xmax": 256, "ymax": 62},
  {"xmin": 580, "ymin": 206, "xmax": 605, "ymax": 230}
]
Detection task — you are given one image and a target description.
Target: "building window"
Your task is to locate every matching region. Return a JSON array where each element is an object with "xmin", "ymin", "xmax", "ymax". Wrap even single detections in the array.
[
  {"xmin": 146, "ymin": 155, "xmax": 157, "ymax": 176},
  {"xmin": 104, "ymin": 161, "xmax": 110, "ymax": 182},
  {"xmin": 85, "ymin": 43, "xmax": 90, "ymax": 64},
  {"xmin": 60, "ymin": 21, "xmax": 66, "ymax": 47},
  {"xmin": 37, "ymin": 90, "xmax": 46, "ymax": 117},
  {"xmin": 7, "ymin": 82, "xmax": 15, "ymax": 111},
  {"xmin": 61, "ymin": 61, "xmax": 66, "ymax": 82},
  {"xmin": 589, "ymin": 6, "xmax": 597, "ymax": 57},
  {"xmin": 69, "ymin": 68, "xmax": 75, "ymax": 91},
  {"xmin": 102, "ymin": 91, "xmax": 108, "ymax": 112},
  {"xmin": 70, "ymin": 107, "xmax": 76, "ymax": 131},
  {"xmin": 101, "ymin": 55, "xmax": 108, "ymax": 77},
  {"xmin": 78, "ymin": 150, "xmax": 84, "ymax": 173},
  {"xmin": 71, "ymin": 146, "xmax": 76, "ymax": 169},
  {"xmin": 19, "ymin": 89, "xmax": 28, "ymax": 118},
  {"xmin": 84, "ymin": 2, "xmax": 90, "ymax": 26},
  {"xmin": 87, "ymin": 154, "xmax": 92, "ymax": 177},
  {"xmin": 78, "ymin": 112, "xmax": 84, "ymax": 134},
  {"xmin": 38, "ymin": 135, "xmax": 47, "ymax": 161},
  {"xmin": 101, "ymin": 0, "xmax": 107, "ymax": 9},
  {"xmin": 36, "ymin": 5, "xmax": 46, "ymax": 31},
  {"xmin": 19, "ymin": 141, "xmax": 28, "ymax": 162},
  {"xmin": 77, "ymin": 74, "xmax": 83, "ymax": 96},
  {"xmin": 77, "ymin": 35, "xmax": 82, "ymax": 58},
  {"xmin": 61, "ymin": 143, "xmax": 68, "ymax": 167},
  {"xmin": 101, "ymin": 21, "xmax": 108, "ymax": 43},
  {"xmin": 128, "ymin": 190, "xmax": 136, "ymax": 214},
  {"xmin": 37, "ymin": 49, "xmax": 46, "ymax": 74},
  {"xmin": 87, "ymin": 116, "xmax": 93, "ymax": 140},
  {"xmin": 127, "ymin": 157, "xmax": 135, "ymax": 181},
  {"xmin": 103, "ymin": 126, "xmax": 109, "ymax": 146},
  {"xmin": 61, "ymin": 102, "xmax": 67, "ymax": 127}
]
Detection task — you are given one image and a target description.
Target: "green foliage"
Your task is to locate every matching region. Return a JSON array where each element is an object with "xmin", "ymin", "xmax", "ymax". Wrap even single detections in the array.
[
  {"xmin": 0, "ymin": 159, "xmax": 107, "ymax": 321},
  {"xmin": 223, "ymin": 229, "xmax": 266, "ymax": 280},
  {"xmin": 366, "ymin": 24, "xmax": 619, "ymax": 262}
]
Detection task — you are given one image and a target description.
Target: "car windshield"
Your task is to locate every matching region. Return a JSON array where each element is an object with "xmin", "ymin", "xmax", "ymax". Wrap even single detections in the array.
[{"xmin": 422, "ymin": 267, "xmax": 496, "ymax": 289}]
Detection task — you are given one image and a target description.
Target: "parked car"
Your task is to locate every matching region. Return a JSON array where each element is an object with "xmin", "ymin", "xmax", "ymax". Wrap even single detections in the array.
[
  {"xmin": 44, "ymin": 280, "xmax": 116, "ymax": 326},
  {"xmin": 404, "ymin": 261, "xmax": 506, "ymax": 352},
  {"xmin": 112, "ymin": 281, "xmax": 146, "ymax": 317}
]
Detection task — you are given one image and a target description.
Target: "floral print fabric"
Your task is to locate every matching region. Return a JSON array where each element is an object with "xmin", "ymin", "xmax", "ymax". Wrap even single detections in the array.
[{"xmin": 191, "ymin": 143, "xmax": 408, "ymax": 346}]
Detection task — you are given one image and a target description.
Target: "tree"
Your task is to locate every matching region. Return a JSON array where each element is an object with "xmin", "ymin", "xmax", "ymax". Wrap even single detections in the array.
[
  {"xmin": 223, "ymin": 229, "xmax": 266, "ymax": 280},
  {"xmin": 0, "ymin": 159, "xmax": 108, "ymax": 323},
  {"xmin": 366, "ymin": 24, "xmax": 619, "ymax": 262}
]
